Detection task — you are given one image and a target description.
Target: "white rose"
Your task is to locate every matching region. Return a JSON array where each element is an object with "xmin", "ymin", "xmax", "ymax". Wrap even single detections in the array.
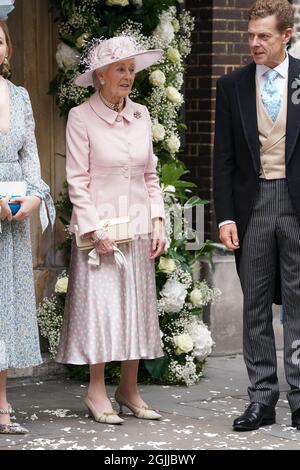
[
  {"xmin": 190, "ymin": 288, "xmax": 204, "ymax": 307},
  {"xmin": 167, "ymin": 47, "xmax": 181, "ymax": 64},
  {"xmin": 158, "ymin": 257, "xmax": 177, "ymax": 274},
  {"xmin": 153, "ymin": 21, "xmax": 175, "ymax": 46},
  {"xmin": 153, "ymin": 154, "xmax": 158, "ymax": 168},
  {"xmin": 166, "ymin": 86, "xmax": 183, "ymax": 104},
  {"xmin": 132, "ymin": 0, "xmax": 143, "ymax": 6},
  {"xmin": 187, "ymin": 320, "xmax": 214, "ymax": 362},
  {"xmin": 172, "ymin": 18, "xmax": 180, "ymax": 33},
  {"xmin": 173, "ymin": 334, "xmax": 194, "ymax": 355},
  {"xmin": 56, "ymin": 43, "xmax": 79, "ymax": 70},
  {"xmin": 161, "ymin": 279, "xmax": 187, "ymax": 313},
  {"xmin": 165, "ymin": 134, "xmax": 180, "ymax": 154},
  {"xmin": 152, "ymin": 122, "xmax": 166, "ymax": 142},
  {"xmin": 177, "ymin": 0, "xmax": 184, "ymax": 3},
  {"xmin": 55, "ymin": 277, "xmax": 69, "ymax": 294},
  {"xmin": 106, "ymin": 0, "xmax": 129, "ymax": 5},
  {"xmin": 149, "ymin": 70, "xmax": 166, "ymax": 87}
]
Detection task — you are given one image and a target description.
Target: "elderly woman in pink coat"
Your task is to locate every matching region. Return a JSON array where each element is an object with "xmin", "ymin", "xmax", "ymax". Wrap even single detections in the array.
[{"xmin": 56, "ymin": 36, "xmax": 166, "ymax": 424}]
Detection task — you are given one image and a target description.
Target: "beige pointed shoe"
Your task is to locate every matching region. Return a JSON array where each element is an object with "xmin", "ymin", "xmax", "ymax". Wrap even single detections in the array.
[
  {"xmin": 115, "ymin": 391, "xmax": 162, "ymax": 420},
  {"xmin": 84, "ymin": 397, "xmax": 124, "ymax": 425}
]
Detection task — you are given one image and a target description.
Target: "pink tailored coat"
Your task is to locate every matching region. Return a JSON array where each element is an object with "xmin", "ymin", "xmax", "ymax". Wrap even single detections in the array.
[{"xmin": 66, "ymin": 92, "xmax": 165, "ymax": 237}]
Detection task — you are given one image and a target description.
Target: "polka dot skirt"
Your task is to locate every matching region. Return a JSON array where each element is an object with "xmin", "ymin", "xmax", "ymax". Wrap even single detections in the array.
[{"xmin": 56, "ymin": 237, "xmax": 164, "ymax": 364}]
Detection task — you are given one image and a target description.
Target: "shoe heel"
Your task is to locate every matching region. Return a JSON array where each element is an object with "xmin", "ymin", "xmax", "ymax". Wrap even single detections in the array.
[
  {"xmin": 261, "ymin": 416, "xmax": 276, "ymax": 425},
  {"xmin": 118, "ymin": 403, "xmax": 123, "ymax": 414}
]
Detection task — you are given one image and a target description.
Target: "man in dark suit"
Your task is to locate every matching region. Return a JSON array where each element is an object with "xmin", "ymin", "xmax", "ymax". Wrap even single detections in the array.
[{"xmin": 213, "ymin": 0, "xmax": 300, "ymax": 431}]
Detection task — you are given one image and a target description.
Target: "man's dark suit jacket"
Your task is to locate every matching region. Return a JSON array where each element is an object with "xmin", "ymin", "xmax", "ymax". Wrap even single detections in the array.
[{"xmin": 213, "ymin": 54, "xmax": 300, "ymax": 304}]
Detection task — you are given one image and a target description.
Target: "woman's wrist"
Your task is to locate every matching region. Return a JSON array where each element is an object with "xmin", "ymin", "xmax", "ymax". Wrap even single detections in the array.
[{"xmin": 91, "ymin": 229, "xmax": 107, "ymax": 244}]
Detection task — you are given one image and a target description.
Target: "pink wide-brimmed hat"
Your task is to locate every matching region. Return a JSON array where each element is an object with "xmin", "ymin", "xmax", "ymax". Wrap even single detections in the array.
[{"xmin": 74, "ymin": 36, "xmax": 163, "ymax": 88}]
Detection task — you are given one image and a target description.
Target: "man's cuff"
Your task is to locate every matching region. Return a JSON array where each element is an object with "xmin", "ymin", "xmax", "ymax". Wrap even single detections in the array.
[{"xmin": 218, "ymin": 220, "xmax": 236, "ymax": 229}]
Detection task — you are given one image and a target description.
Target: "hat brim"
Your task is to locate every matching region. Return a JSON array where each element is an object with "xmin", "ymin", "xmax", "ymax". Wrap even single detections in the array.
[{"xmin": 74, "ymin": 49, "xmax": 163, "ymax": 87}]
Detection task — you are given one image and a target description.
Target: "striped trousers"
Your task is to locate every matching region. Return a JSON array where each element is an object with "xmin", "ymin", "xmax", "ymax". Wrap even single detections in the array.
[{"xmin": 239, "ymin": 178, "xmax": 300, "ymax": 411}]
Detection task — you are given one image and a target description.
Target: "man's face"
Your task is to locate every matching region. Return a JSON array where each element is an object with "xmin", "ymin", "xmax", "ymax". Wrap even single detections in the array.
[{"xmin": 248, "ymin": 14, "xmax": 292, "ymax": 68}]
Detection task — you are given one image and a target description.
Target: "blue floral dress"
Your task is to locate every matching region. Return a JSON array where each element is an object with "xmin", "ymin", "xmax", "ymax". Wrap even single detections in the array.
[{"xmin": 0, "ymin": 80, "xmax": 55, "ymax": 371}]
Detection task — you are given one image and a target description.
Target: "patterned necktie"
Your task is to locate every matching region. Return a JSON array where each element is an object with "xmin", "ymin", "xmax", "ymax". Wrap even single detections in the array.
[{"xmin": 261, "ymin": 69, "xmax": 281, "ymax": 122}]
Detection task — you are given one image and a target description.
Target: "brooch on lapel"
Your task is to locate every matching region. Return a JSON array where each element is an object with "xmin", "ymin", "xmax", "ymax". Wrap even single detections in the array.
[{"xmin": 133, "ymin": 111, "xmax": 142, "ymax": 119}]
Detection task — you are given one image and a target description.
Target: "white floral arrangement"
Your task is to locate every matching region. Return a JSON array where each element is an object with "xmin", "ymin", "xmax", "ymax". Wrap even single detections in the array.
[
  {"xmin": 157, "ymin": 261, "xmax": 220, "ymax": 385},
  {"xmin": 37, "ymin": 271, "xmax": 68, "ymax": 358}
]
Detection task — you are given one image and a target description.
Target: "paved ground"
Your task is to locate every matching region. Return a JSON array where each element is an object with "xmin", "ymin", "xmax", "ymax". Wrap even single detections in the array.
[{"xmin": 2, "ymin": 352, "xmax": 300, "ymax": 450}]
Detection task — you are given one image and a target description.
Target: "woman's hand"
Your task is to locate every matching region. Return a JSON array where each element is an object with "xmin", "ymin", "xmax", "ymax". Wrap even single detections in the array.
[
  {"xmin": 0, "ymin": 196, "xmax": 13, "ymax": 222},
  {"xmin": 149, "ymin": 218, "xmax": 166, "ymax": 260},
  {"xmin": 91, "ymin": 230, "xmax": 116, "ymax": 256},
  {"xmin": 12, "ymin": 196, "xmax": 41, "ymax": 221}
]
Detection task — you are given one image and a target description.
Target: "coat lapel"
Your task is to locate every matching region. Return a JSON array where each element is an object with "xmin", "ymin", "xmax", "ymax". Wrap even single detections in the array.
[
  {"xmin": 285, "ymin": 54, "xmax": 300, "ymax": 166},
  {"xmin": 236, "ymin": 62, "xmax": 261, "ymax": 174}
]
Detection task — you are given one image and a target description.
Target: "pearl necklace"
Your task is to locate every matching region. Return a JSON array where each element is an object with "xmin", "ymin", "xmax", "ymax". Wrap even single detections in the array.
[{"xmin": 99, "ymin": 92, "xmax": 124, "ymax": 112}]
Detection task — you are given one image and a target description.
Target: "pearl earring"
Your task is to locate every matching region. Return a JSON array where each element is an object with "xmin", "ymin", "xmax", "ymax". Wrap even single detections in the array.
[{"xmin": 100, "ymin": 79, "xmax": 105, "ymax": 86}]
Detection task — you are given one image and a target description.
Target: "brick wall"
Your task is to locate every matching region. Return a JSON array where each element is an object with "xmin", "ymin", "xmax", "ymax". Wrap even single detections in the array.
[
  {"xmin": 184, "ymin": 0, "xmax": 295, "ymax": 240},
  {"xmin": 294, "ymin": 0, "xmax": 300, "ymax": 31}
]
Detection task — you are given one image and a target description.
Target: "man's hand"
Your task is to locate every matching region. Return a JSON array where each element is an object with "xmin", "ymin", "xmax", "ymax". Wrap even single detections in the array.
[{"xmin": 219, "ymin": 223, "xmax": 240, "ymax": 250}]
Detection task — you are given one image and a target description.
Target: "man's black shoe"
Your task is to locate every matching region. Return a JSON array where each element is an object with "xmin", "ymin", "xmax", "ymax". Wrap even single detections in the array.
[
  {"xmin": 292, "ymin": 408, "xmax": 300, "ymax": 430},
  {"xmin": 233, "ymin": 402, "xmax": 276, "ymax": 432}
]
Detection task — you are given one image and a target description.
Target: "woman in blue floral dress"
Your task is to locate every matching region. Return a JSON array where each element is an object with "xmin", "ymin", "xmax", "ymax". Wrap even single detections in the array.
[{"xmin": 0, "ymin": 20, "xmax": 55, "ymax": 434}]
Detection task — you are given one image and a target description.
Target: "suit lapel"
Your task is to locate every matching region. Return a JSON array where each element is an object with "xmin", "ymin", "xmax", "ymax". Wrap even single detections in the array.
[
  {"xmin": 236, "ymin": 62, "xmax": 261, "ymax": 174},
  {"xmin": 285, "ymin": 54, "xmax": 300, "ymax": 166}
]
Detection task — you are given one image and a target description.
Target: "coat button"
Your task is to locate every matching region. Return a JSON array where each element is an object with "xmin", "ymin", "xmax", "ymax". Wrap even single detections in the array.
[{"xmin": 116, "ymin": 115, "xmax": 122, "ymax": 122}]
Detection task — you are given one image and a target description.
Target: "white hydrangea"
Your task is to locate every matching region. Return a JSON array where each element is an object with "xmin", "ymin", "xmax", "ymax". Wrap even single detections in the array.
[
  {"xmin": 166, "ymin": 86, "xmax": 183, "ymax": 105},
  {"xmin": 161, "ymin": 279, "xmax": 187, "ymax": 313},
  {"xmin": 106, "ymin": 0, "xmax": 129, "ymax": 6},
  {"xmin": 149, "ymin": 70, "xmax": 166, "ymax": 87},
  {"xmin": 152, "ymin": 122, "xmax": 166, "ymax": 142},
  {"xmin": 186, "ymin": 320, "xmax": 214, "ymax": 362},
  {"xmin": 131, "ymin": 0, "xmax": 143, "ymax": 6},
  {"xmin": 153, "ymin": 10, "xmax": 175, "ymax": 46},
  {"xmin": 56, "ymin": 43, "xmax": 79, "ymax": 70}
]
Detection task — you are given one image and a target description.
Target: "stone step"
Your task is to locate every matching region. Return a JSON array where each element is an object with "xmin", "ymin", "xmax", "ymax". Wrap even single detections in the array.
[{"xmin": 8, "ymin": 354, "xmax": 67, "ymax": 382}]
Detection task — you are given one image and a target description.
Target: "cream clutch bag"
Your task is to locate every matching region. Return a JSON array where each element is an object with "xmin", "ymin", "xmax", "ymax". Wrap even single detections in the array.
[{"xmin": 74, "ymin": 216, "xmax": 133, "ymax": 251}]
